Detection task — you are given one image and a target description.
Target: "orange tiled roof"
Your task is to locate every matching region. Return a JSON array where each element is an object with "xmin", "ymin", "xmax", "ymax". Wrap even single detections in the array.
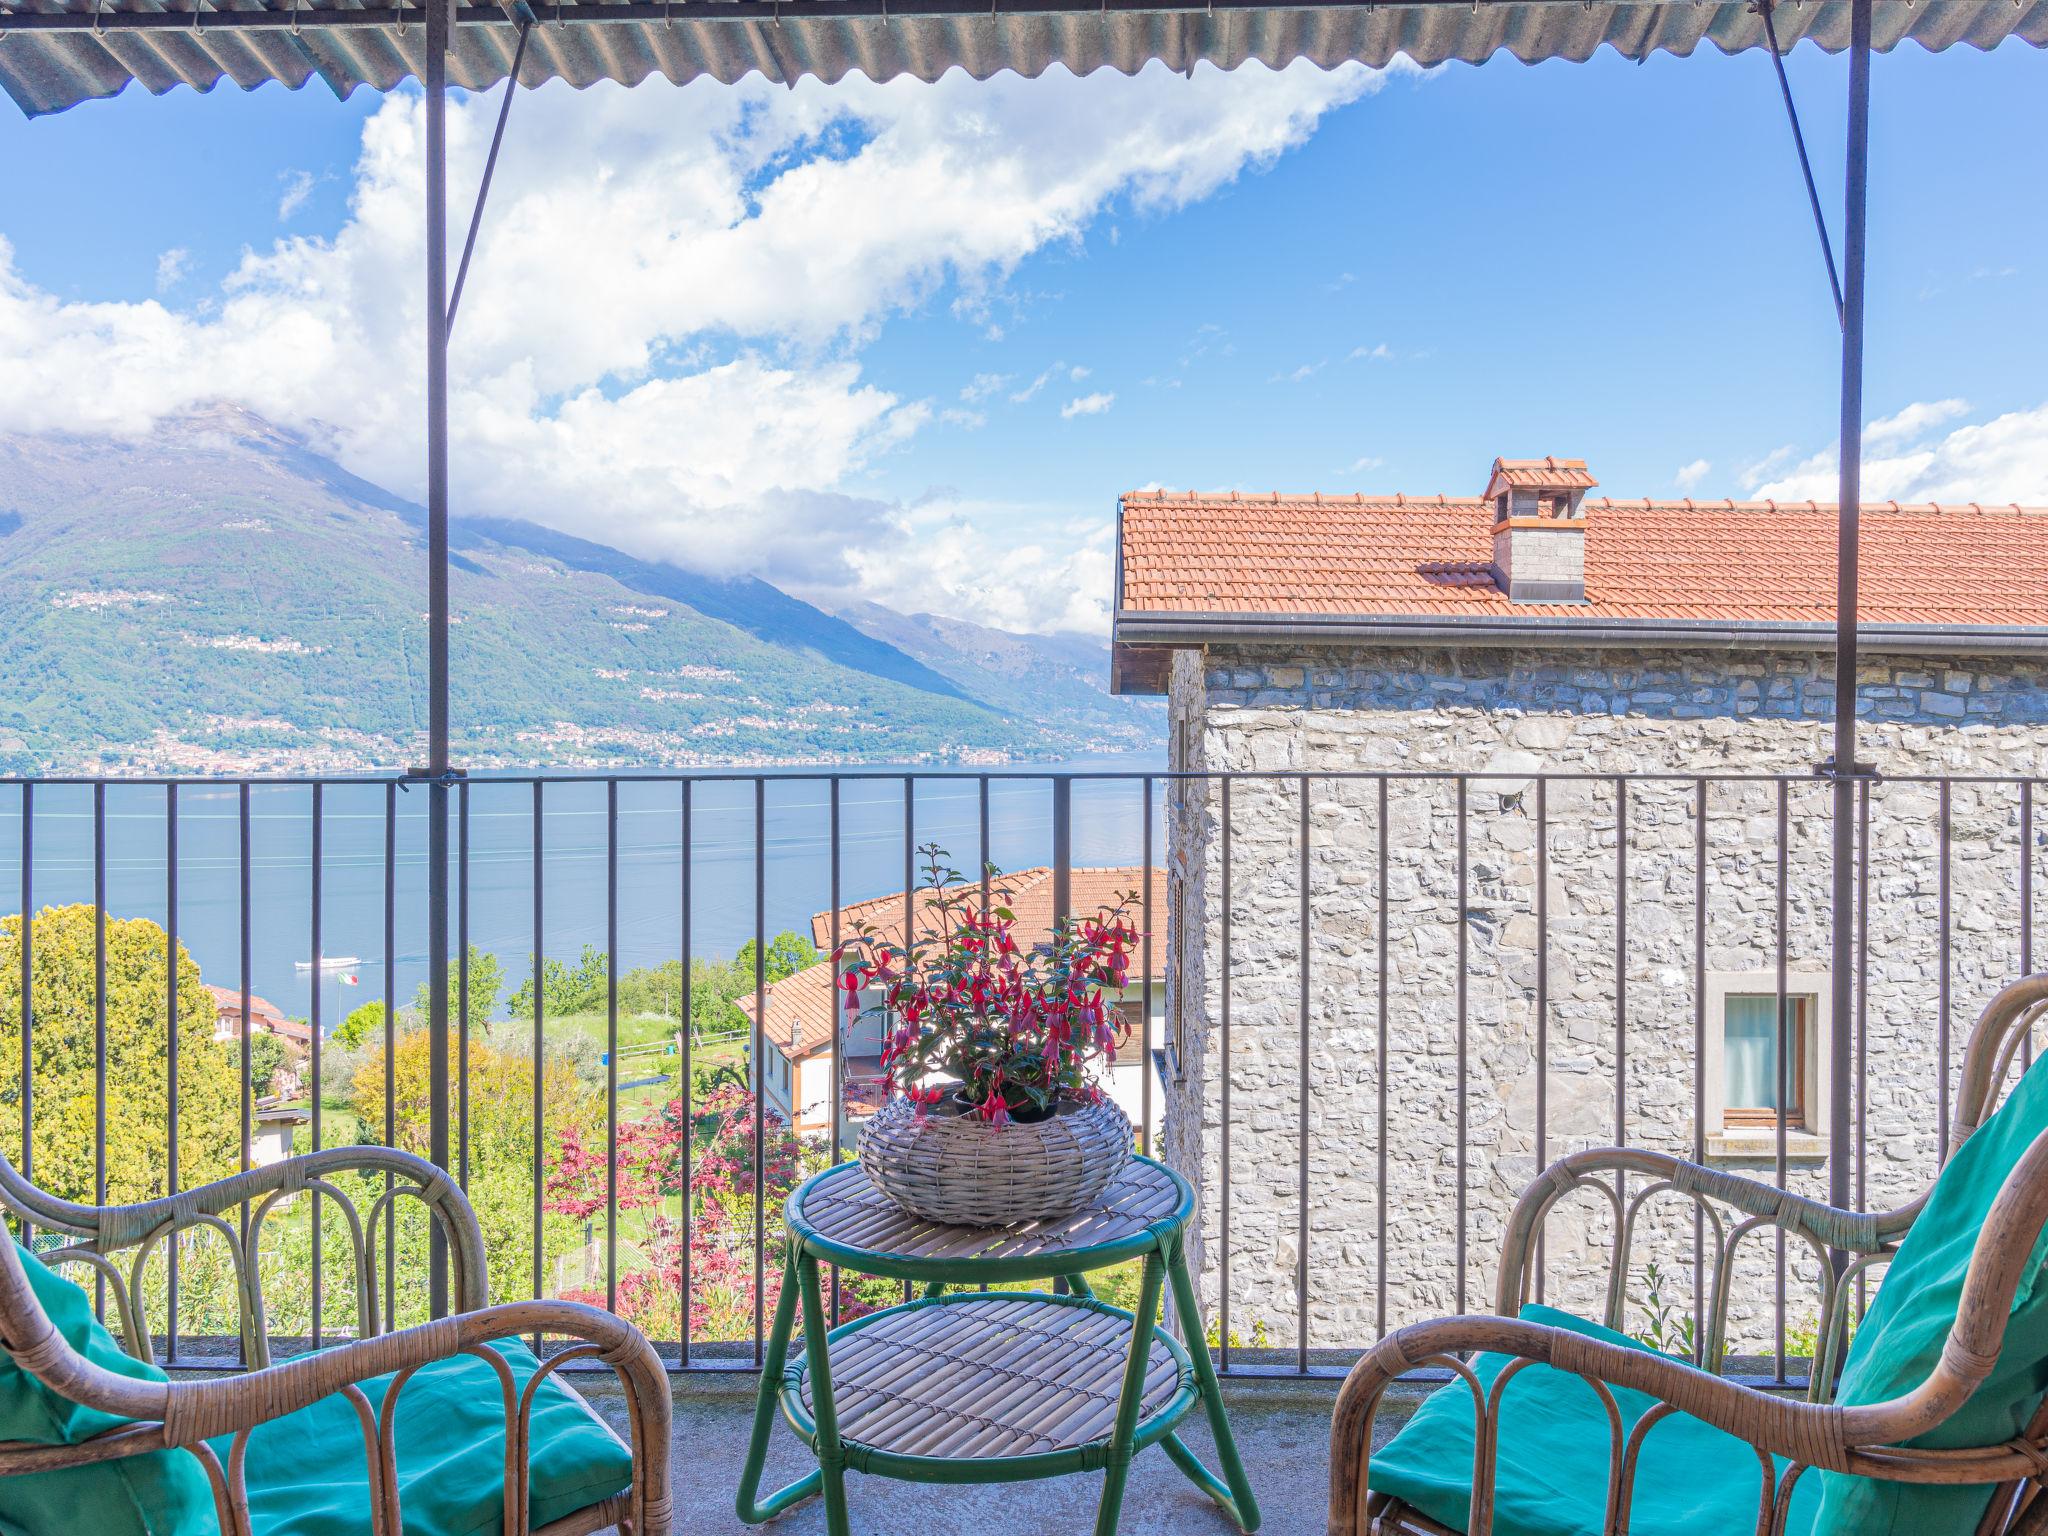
[
  {"xmin": 739, "ymin": 866, "xmax": 1166, "ymax": 1062},
  {"xmin": 203, "ymin": 982, "xmax": 311, "ymax": 1043},
  {"xmin": 1116, "ymin": 490, "xmax": 2048, "ymax": 625}
]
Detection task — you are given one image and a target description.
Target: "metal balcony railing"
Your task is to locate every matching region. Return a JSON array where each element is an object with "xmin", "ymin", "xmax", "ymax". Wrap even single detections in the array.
[{"xmin": 0, "ymin": 768, "xmax": 2039, "ymax": 1383}]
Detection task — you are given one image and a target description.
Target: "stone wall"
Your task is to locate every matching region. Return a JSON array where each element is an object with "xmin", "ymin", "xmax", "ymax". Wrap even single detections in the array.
[{"xmin": 1160, "ymin": 644, "xmax": 2048, "ymax": 1357}]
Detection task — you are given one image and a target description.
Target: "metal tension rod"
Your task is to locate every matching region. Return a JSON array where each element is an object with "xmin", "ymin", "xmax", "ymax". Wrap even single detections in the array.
[
  {"xmin": 1757, "ymin": 0, "xmax": 1845, "ymax": 329},
  {"xmin": 446, "ymin": 13, "xmax": 531, "ymax": 336}
]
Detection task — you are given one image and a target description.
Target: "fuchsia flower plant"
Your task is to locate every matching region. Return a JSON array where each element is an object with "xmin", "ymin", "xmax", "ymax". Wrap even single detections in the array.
[{"xmin": 839, "ymin": 843, "xmax": 1141, "ymax": 1125}]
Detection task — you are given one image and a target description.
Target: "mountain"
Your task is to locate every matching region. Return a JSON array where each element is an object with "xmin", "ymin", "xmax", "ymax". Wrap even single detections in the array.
[
  {"xmin": 0, "ymin": 408, "xmax": 1162, "ymax": 774},
  {"xmin": 816, "ymin": 598, "xmax": 1161, "ymax": 755}
]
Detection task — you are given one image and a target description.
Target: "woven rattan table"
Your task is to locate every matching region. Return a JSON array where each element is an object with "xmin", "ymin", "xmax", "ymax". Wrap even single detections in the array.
[{"xmin": 734, "ymin": 1154, "xmax": 1261, "ymax": 1536}]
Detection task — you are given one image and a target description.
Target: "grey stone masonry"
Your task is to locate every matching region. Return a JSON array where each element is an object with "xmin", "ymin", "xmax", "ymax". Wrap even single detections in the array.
[{"xmin": 1161, "ymin": 644, "xmax": 2048, "ymax": 1357}]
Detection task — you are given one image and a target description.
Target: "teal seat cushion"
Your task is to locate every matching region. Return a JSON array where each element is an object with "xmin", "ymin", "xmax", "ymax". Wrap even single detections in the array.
[
  {"xmin": 0, "ymin": 1241, "xmax": 217, "ymax": 1536},
  {"xmin": 222, "ymin": 1340, "xmax": 634, "ymax": 1536},
  {"xmin": 1813, "ymin": 1054, "xmax": 2048, "ymax": 1536},
  {"xmin": 1368, "ymin": 1303, "xmax": 1823, "ymax": 1536}
]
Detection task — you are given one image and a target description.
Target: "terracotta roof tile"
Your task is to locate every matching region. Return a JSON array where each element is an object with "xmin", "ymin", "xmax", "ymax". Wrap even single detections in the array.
[{"xmin": 1116, "ymin": 490, "xmax": 2048, "ymax": 626}]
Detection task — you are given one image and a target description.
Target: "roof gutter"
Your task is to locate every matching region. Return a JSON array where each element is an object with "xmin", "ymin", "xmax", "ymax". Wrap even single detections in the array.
[{"xmin": 1112, "ymin": 610, "xmax": 2048, "ymax": 657}]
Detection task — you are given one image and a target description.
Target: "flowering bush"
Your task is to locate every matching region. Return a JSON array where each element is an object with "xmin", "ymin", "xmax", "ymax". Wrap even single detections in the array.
[{"xmin": 839, "ymin": 844, "xmax": 1140, "ymax": 1126}]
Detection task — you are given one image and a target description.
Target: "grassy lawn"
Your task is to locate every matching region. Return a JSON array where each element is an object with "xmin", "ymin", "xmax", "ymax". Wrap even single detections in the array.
[{"xmin": 549, "ymin": 1011, "xmax": 749, "ymax": 1120}]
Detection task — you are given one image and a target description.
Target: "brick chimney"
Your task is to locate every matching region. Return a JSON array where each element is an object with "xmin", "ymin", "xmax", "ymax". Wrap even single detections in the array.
[{"xmin": 1485, "ymin": 456, "xmax": 1596, "ymax": 603}]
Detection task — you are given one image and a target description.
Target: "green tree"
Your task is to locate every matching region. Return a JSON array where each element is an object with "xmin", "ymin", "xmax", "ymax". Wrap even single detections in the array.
[
  {"xmin": 0, "ymin": 905, "xmax": 241, "ymax": 1204},
  {"xmin": 411, "ymin": 945, "xmax": 502, "ymax": 1033},
  {"xmin": 247, "ymin": 1030, "xmax": 291, "ymax": 1099},
  {"xmin": 737, "ymin": 931, "xmax": 821, "ymax": 987},
  {"xmin": 334, "ymin": 1000, "xmax": 386, "ymax": 1052},
  {"xmin": 349, "ymin": 1024, "xmax": 600, "ymax": 1312},
  {"xmin": 505, "ymin": 945, "xmax": 606, "ymax": 1020}
]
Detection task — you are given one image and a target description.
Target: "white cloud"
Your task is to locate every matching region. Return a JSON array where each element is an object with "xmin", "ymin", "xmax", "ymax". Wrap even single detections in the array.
[
  {"xmin": 1270, "ymin": 361, "xmax": 1324, "ymax": 383},
  {"xmin": 277, "ymin": 170, "xmax": 319, "ymax": 221},
  {"xmin": 153, "ymin": 248, "xmax": 190, "ymax": 293},
  {"xmin": 827, "ymin": 494, "xmax": 1119, "ymax": 634},
  {"xmin": 1011, "ymin": 365, "xmax": 1060, "ymax": 403},
  {"xmin": 1069, "ymin": 364, "xmax": 1091, "ymax": 381},
  {"xmin": 1345, "ymin": 455, "xmax": 1384, "ymax": 474},
  {"xmin": 1863, "ymin": 397, "xmax": 1969, "ymax": 450},
  {"xmin": 1060, "ymin": 392, "xmax": 1115, "ymax": 419},
  {"xmin": 1748, "ymin": 399, "xmax": 2048, "ymax": 505},
  {"xmin": 939, "ymin": 407, "xmax": 987, "ymax": 430},
  {"xmin": 959, "ymin": 371, "xmax": 1009, "ymax": 402},
  {"xmin": 0, "ymin": 59, "xmax": 1377, "ymax": 628},
  {"xmin": 1675, "ymin": 457, "xmax": 1711, "ymax": 490},
  {"xmin": 1349, "ymin": 342, "xmax": 1394, "ymax": 361}
]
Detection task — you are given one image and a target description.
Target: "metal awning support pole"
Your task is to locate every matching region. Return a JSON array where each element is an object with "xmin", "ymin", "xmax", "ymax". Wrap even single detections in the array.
[
  {"xmin": 425, "ymin": 0, "xmax": 454, "ymax": 1320},
  {"xmin": 1827, "ymin": 0, "xmax": 1872, "ymax": 1251}
]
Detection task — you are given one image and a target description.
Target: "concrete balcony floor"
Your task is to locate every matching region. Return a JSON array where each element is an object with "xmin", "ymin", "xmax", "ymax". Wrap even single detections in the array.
[{"xmin": 582, "ymin": 1371, "xmax": 1377, "ymax": 1536}]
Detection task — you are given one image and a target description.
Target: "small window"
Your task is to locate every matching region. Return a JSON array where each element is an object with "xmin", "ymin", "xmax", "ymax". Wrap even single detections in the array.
[{"xmin": 1723, "ymin": 994, "xmax": 1808, "ymax": 1130}]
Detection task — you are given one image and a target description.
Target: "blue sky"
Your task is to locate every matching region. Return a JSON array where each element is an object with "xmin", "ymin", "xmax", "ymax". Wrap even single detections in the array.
[{"xmin": 1, "ymin": 39, "xmax": 2041, "ymax": 631}]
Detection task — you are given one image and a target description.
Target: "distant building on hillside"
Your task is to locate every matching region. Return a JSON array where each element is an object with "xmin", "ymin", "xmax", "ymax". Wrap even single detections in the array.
[
  {"xmin": 203, "ymin": 984, "xmax": 312, "ymax": 1049},
  {"xmin": 1111, "ymin": 453, "xmax": 2048, "ymax": 1349},
  {"xmin": 737, "ymin": 865, "xmax": 1169, "ymax": 1142}
]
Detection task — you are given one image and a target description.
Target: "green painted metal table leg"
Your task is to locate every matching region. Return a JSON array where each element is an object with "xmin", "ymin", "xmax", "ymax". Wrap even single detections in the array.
[
  {"xmin": 1164, "ymin": 1236, "xmax": 1262, "ymax": 1533},
  {"xmin": 1093, "ymin": 1253, "xmax": 1165, "ymax": 1536},
  {"xmin": 797, "ymin": 1250, "xmax": 853, "ymax": 1536},
  {"xmin": 736, "ymin": 1248, "xmax": 822, "ymax": 1524}
]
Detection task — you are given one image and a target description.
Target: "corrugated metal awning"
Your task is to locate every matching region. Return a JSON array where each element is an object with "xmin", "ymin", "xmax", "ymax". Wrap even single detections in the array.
[{"xmin": 1, "ymin": 0, "xmax": 2042, "ymax": 118}]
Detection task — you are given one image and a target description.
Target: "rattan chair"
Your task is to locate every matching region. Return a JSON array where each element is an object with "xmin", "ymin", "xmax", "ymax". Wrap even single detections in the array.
[
  {"xmin": 1330, "ymin": 971, "xmax": 2048, "ymax": 1536},
  {"xmin": 0, "ymin": 1143, "xmax": 671, "ymax": 1536}
]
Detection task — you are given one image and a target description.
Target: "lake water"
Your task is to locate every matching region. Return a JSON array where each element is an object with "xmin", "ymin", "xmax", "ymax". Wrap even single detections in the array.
[{"xmin": 0, "ymin": 756, "xmax": 1167, "ymax": 1027}]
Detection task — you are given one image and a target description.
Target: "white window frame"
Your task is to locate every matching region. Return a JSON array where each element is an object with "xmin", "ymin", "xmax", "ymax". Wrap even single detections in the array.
[{"xmin": 1702, "ymin": 969, "xmax": 1832, "ymax": 1162}]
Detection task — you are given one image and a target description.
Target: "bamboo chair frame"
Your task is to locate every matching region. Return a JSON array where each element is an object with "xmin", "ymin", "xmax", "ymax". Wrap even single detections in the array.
[
  {"xmin": 0, "ymin": 1144, "xmax": 672, "ymax": 1536},
  {"xmin": 1330, "ymin": 971, "xmax": 2048, "ymax": 1536}
]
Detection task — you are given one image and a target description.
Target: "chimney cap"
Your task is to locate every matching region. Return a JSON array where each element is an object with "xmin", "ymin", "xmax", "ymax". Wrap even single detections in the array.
[{"xmin": 1484, "ymin": 456, "xmax": 1599, "ymax": 501}]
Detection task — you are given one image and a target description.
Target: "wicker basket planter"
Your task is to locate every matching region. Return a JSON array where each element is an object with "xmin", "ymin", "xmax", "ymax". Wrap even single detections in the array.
[{"xmin": 860, "ymin": 1091, "xmax": 1133, "ymax": 1227}]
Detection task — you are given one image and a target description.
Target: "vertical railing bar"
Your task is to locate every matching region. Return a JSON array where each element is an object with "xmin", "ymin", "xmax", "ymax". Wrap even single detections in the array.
[
  {"xmin": 93, "ymin": 783, "xmax": 106, "ymax": 1318},
  {"xmin": 1296, "ymin": 773, "xmax": 1311, "ymax": 1373},
  {"xmin": 1614, "ymin": 776, "xmax": 1629, "ymax": 1234},
  {"xmin": 978, "ymin": 777, "xmax": 991, "ymax": 913},
  {"xmin": 16, "ymin": 782, "xmax": 30, "ymax": 1251},
  {"xmin": 310, "ymin": 782, "xmax": 323, "ymax": 1348},
  {"xmin": 1375, "ymin": 775, "xmax": 1389, "ymax": 1342},
  {"xmin": 1692, "ymin": 777, "xmax": 1707, "ymax": 1360},
  {"xmin": 679, "ymin": 780, "xmax": 693, "ymax": 1366},
  {"xmin": 1141, "ymin": 777, "xmax": 1154, "ymax": 1162},
  {"xmin": 828, "ymin": 777, "xmax": 842, "ymax": 1328},
  {"xmin": 2020, "ymin": 781, "xmax": 2034, "ymax": 1068},
  {"xmin": 164, "ymin": 784, "xmax": 179, "ymax": 1362},
  {"xmin": 1455, "ymin": 774, "xmax": 1469, "ymax": 1317},
  {"xmin": 1938, "ymin": 780, "xmax": 1952, "ymax": 1165},
  {"xmin": 606, "ymin": 779, "xmax": 619, "ymax": 1316},
  {"xmin": 458, "ymin": 781, "xmax": 471, "ymax": 1191},
  {"xmin": 753, "ymin": 777, "xmax": 769, "ymax": 1357},
  {"xmin": 903, "ymin": 766, "xmax": 917, "ymax": 1320},
  {"xmin": 1774, "ymin": 778, "xmax": 1790, "ymax": 1384},
  {"xmin": 383, "ymin": 783, "xmax": 397, "ymax": 1327},
  {"xmin": 1855, "ymin": 776, "xmax": 1871, "ymax": 1319},
  {"xmin": 238, "ymin": 784, "xmax": 251, "ymax": 1306},
  {"xmin": 530, "ymin": 781, "xmax": 544, "ymax": 1351},
  {"xmin": 1535, "ymin": 776, "xmax": 1549, "ymax": 1306},
  {"xmin": 1052, "ymin": 777, "xmax": 1072, "ymax": 925},
  {"xmin": 1219, "ymin": 775, "xmax": 1232, "ymax": 1372}
]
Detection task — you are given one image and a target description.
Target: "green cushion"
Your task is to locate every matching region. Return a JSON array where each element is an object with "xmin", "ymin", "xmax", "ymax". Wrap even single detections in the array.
[
  {"xmin": 1814, "ymin": 1054, "xmax": 2048, "ymax": 1535},
  {"xmin": 0, "ymin": 1241, "xmax": 216, "ymax": 1536},
  {"xmin": 222, "ymin": 1340, "xmax": 634, "ymax": 1536},
  {"xmin": 1368, "ymin": 1303, "xmax": 1822, "ymax": 1536}
]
